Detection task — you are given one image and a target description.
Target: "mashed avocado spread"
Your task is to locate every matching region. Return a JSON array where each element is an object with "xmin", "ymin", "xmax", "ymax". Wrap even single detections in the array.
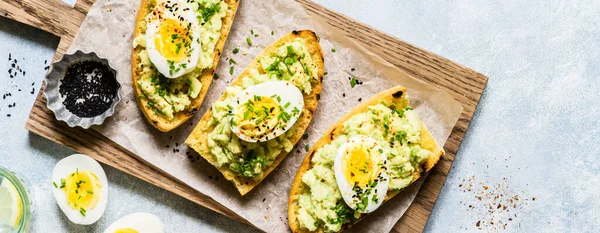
[
  {"xmin": 208, "ymin": 38, "xmax": 318, "ymax": 178},
  {"xmin": 296, "ymin": 96, "xmax": 433, "ymax": 232},
  {"xmin": 133, "ymin": 0, "xmax": 227, "ymax": 120}
]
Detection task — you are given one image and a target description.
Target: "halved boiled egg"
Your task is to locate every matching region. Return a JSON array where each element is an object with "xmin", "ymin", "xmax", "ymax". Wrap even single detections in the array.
[
  {"xmin": 103, "ymin": 212, "xmax": 164, "ymax": 233},
  {"xmin": 146, "ymin": 0, "xmax": 201, "ymax": 78},
  {"xmin": 334, "ymin": 135, "xmax": 389, "ymax": 213},
  {"xmin": 230, "ymin": 81, "xmax": 304, "ymax": 143},
  {"xmin": 51, "ymin": 154, "xmax": 108, "ymax": 225}
]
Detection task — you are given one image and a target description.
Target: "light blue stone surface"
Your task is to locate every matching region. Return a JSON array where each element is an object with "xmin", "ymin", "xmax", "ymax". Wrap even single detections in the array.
[{"xmin": 1, "ymin": 0, "xmax": 599, "ymax": 232}]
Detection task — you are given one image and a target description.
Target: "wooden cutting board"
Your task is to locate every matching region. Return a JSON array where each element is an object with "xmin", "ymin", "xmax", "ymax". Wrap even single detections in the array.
[{"xmin": 0, "ymin": 0, "xmax": 488, "ymax": 232}]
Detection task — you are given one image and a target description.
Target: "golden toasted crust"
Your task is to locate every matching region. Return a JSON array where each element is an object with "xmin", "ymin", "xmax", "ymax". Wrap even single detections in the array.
[
  {"xmin": 185, "ymin": 30, "xmax": 325, "ymax": 195},
  {"xmin": 288, "ymin": 86, "xmax": 445, "ymax": 233},
  {"xmin": 132, "ymin": 0, "xmax": 240, "ymax": 132}
]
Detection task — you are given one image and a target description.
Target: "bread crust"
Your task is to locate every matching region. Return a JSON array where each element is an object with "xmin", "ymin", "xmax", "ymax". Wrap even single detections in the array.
[
  {"xmin": 287, "ymin": 86, "xmax": 445, "ymax": 233},
  {"xmin": 185, "ymin": 30, "xmax": 325, "ymax": 195},
  {"xmin": 131, "ymin": 0, "xmax": 240, "ymax": 132}
]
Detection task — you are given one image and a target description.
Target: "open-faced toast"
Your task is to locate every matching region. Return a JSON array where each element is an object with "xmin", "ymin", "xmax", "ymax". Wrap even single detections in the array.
[
  {"xmin": 288, "ymin": 86, "xmax": 444, "ymax": 233},
  {"xmin": 131, "ymin": 0, "xmax": 240, "ymax": 132},
  {"xmin": 186, "ymin": 30, "xmax": 325, "ymax": 195}
]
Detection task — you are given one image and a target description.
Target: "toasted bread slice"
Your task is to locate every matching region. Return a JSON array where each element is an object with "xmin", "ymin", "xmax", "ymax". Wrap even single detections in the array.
[
  {"xmin": 288, "ymin": 86, "xmax": 444, "ymax": 233},
  {"xmin": 185, "ymin": 30, "xmax": 325, "ymax": 195},
  {"xmin": 131, "ymin": 0, "xmax": 240, "ymax": 132}
]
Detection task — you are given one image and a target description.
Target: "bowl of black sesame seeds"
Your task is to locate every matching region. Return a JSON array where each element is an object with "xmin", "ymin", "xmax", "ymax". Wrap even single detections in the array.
[{"xmin": 44, "ymin": 50, "xmax": 121, "ymax": 129}]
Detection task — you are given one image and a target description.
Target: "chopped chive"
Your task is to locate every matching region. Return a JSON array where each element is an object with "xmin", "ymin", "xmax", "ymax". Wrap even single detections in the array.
[
  {"xmin": 233, "ymin": 48, "xmax": 239, "ymax": 54},
  {"xmin": 271, "ymin": 31, "xmax": 274, "ymax": 36},
  {"xmin": 87, "ymin": 190, "xmax": 93, "ymax": 194},
  {"xmin": 302, "ymin": 133, "xmax": 309, "ymax": 140},
  {"xmin": 331, "ymin": 48, "xmax": 336, "ymax": 52},
  {"xmin": 243, "ymin": 110, "xmax": 250, "ymax": 120},
  {"xmin": 246, "ymin": 37, "xmax": 253, "ymax": 46},
  {"xmin": 287, "ymin": 45, "xmax": 295, "ymax": 56},
  {"xmin": 227, "ymin": 104, "xmax": 233, "ymax": 110},
  {"xmin": 213, "ymin": 73, "xmax": 219, "ymax": 79},
  {"xmin": 284, "ymin": 102, "xmax": 290, "ymax": 108},
  {"xmin": 229, "ymin": 58, "xmax": 237, "ymax": 65},
  {"xmin": 305, "ymin": 144, "xmax": 310, "ymax": 152},
  {"xmin": 350, "ymin": 77, "xmax": 358, "ymax": 88},
  {"xmin": 175, "ymin": 43, "xmax": 181, "ymax": 54},
  {"xmin": 250, "ymin": 29, "xmax": 255, "ymax": 35},
  {"xmin": 229, "ymin": 66, "xmax": 234, "ymax": 75},
  {"xmin": 53, "ymin": 182, "xmax": 58, "ymax": 188}
]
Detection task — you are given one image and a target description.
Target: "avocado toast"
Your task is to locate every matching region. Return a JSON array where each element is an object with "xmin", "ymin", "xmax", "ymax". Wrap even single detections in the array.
[
  {"xmin": 185, "ymin": 30, "xmax": 325, "ymax": 195},
  {"xmin": 288, "ymin": 86, "xmax": 444, "ymax": 232},
  {"xmin": 132, "ymin": 0, "xmax": 239, "ymax": 132}
]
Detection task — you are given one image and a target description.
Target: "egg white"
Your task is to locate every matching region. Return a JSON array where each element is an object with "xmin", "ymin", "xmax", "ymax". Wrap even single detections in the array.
[
  {"xmin": 51, "ymin": 154, "xmax": 109, "ymax": 225},
  {"xmin": 103, "ymin": 212, "xmax": 164, "ymax": 233},
  {"xmin": 333, "ymin": 135, "xmax": 389, "ymax": 213},
  {"xmin": 145, "ymin": 0, "xmax": 201, "ymax": 79},
  {"xmin": 230, "ymin": 81, "xmax": 304, "ymax": 142}
]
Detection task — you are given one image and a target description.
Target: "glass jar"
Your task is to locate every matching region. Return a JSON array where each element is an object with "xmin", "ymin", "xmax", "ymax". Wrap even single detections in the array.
[{"xmin": 0, "ymin": 167, "xmax": 32, "ymax": 233}]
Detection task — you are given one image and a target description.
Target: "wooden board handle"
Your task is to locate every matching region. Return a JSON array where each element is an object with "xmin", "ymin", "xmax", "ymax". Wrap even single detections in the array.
[{"xmin": 0, "ymin": 0, "xmax": 86, "ymax": 37}]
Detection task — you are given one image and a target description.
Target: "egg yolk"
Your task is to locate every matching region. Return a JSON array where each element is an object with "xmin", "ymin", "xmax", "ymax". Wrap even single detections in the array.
[
  {"xmin": 235, "ymin": 96, "xmax": 282, "ymax": 139},
  {"xmin": 114, "ymin": 228, "xmax": 138, "ymax": 233},
  {"xmin": 62, "ymin": 170, "xmax": 101, "ymax": 212},
  {"xmin": 343, "ymin": 147, "xmax": 377, "ymax": 188},
  {"xmin": 154, "ymin": 18, "xmax": 190, "ymax": 63}
]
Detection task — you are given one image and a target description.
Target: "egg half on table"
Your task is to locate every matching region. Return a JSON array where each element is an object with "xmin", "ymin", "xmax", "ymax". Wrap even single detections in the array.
[
  {"xmin": 104, "ymin": 212, "xmax": 164, "ymax": 233},
  {"xmin": 229, "ymin": 81, "xmax": 305, "ymax": 142},
  {"xmin": 51, "ymin": 154, "xmax": 108, "ymax": 225}
]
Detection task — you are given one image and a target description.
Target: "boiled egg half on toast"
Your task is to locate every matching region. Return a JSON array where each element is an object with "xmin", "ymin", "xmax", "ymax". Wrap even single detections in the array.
[
  {"xmin": 146, "ymin": 0, "xmax": 201, "ymax": 78},
  {"xmin": 334, "ymin": 135, "xmax": 390, "ymax": 213},
  {"xmin": 230, "ymin": 81, "xmax": 304, "ymax": 142},
  {"xmin": 51, "ymin": 154, "xmax": 108, "ymax": 225},
  {"xmin": 103, "ymin": 212, "xmax": 164, "ymax": 233}
]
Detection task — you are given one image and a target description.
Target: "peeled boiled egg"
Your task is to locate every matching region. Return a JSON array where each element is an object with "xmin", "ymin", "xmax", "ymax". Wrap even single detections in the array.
[
  {"xmin": 103, "ymin": 212, "xmax": 164, "ymax": 233},
  {"xmin": 145, "ymin": 0, "xmax": 201, "ymax": 78},
  {"xmin": 333, "ymin": 135, "xmax": 389, "ymax": 213},
  {"xmin": 230, "ymin": 81, "xmax": 304, "ymax": 143},
  {"xmin": 51, "ymin": 154, "xmax": 108, "ymax": 225}
]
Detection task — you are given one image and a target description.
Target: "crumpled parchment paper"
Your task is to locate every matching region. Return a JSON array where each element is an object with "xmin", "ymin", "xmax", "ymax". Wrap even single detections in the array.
[{"xmin": 66, "ymin": 0, "xmax": 463, "ymax": 232}]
